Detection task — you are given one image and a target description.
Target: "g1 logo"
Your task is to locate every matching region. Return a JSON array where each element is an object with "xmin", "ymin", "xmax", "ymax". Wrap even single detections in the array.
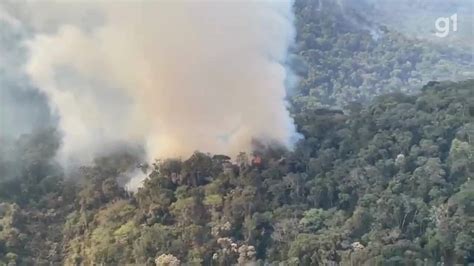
[{"xmin": 435, "ymin": 13, "xmax": 458, "ymax": 38}]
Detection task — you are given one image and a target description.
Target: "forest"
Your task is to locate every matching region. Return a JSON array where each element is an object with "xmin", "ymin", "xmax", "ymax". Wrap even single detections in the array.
[
  {"xmin": 0, "ymin": 0, "xmax": 473, "ymax": 265},
  {"xmin": 291, "ymin": 0, "xmax": 473, "ymax": 110},
  {"xmin": 1, "ymin": 79, "xmax": 472, "ymax": 265}
]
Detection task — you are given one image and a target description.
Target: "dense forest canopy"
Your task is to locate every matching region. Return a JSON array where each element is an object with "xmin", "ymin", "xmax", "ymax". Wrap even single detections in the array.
[
  {"xmin": 1, "ymin": 79, "xmax": 472, "ymax": 265},
  {"xmin": 291, "ymin": 0, "xmax": 473, "ymax": 110},
  {"xmin": 0, "ymin": 0, "xmax": 473, "ymax": 265}
]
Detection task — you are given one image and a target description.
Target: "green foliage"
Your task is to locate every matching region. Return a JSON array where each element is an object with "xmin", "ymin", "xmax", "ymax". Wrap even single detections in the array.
[
  {"xmin": 1, "ymin": 80, "xmax": 472, "ymax": 265},
  {"xmin": 1, "ymin": 1, "xmax": 473, "ymax": 264},
  {"xmin": 291, "ymin": 0, "xmax": 473, "ymax": 111},
  {"xmin": 49, "ymin": 79, "xmax": 473, "ymax": 265}
]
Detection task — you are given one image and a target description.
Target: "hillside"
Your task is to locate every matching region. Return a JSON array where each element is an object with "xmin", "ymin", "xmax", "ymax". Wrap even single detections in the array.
[
  {"xmin": 291, "ymin": 0, "xmax": 473, "ymax": 110},
  {"xmin": 1, "ymin": 79, "xmax": 472, "ymax": 265},
  {"xmin": 1, "ymin": 0, "xmax": 473, "ymax": 265}
]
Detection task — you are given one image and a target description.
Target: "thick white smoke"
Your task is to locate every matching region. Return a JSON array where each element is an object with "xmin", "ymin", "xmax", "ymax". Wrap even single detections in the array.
[{"xmin": 20, "ymin": 1, "xmax": 297, "ymax": 167}]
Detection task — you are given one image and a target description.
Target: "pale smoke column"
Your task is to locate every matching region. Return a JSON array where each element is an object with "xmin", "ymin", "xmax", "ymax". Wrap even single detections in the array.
[{"xmin": 24, "ymin": 1, "xmax": 297, "ymax": 167}]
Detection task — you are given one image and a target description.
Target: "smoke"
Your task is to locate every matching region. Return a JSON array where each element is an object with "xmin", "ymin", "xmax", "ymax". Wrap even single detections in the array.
[
  {"xmin": 0, "ymin": 4, "xmax": 54, "ymax": 139},
  {"xmin": 13, "ymin": 1, "xmax": 298, "ymax": 169}
]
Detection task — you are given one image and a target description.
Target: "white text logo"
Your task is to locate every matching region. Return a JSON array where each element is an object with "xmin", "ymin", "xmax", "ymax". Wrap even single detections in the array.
[{"xmin": 435, "ymin": 13, "xmax": 458, "ymax": 38}]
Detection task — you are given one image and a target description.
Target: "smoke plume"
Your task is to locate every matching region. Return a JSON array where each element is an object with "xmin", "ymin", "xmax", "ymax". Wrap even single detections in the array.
[{"xmin": 19, "ymin": 1, "xmax": 297, "ymax": 167}]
